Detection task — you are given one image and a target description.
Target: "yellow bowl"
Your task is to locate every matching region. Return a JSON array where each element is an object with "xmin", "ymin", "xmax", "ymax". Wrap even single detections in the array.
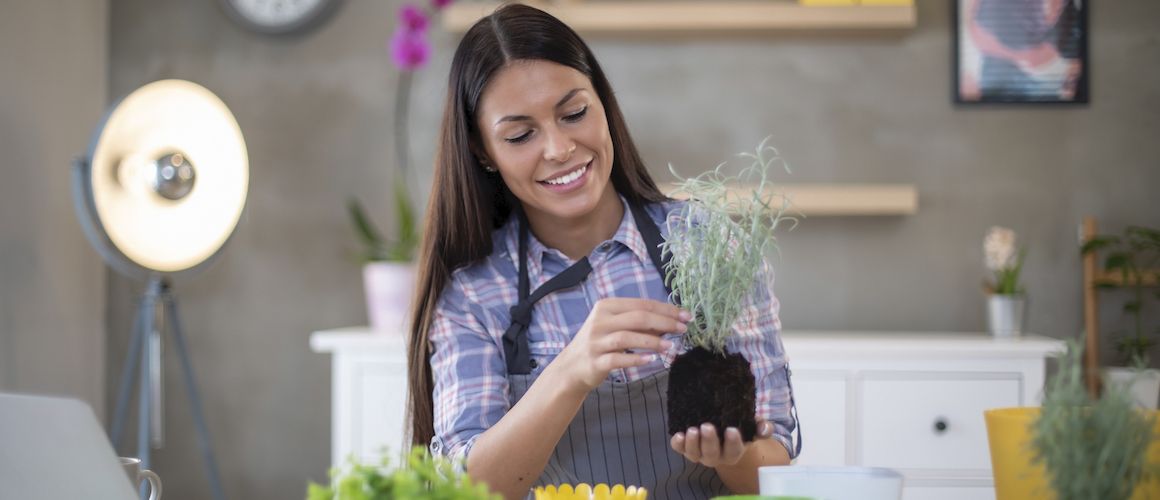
[
  {"xmin": 533, "ymin": 483, "xmax": 647, "ymax": 500},
  {"xmin": 984, "ymin": 407, "xmax": 1160, "ymax": 500}
]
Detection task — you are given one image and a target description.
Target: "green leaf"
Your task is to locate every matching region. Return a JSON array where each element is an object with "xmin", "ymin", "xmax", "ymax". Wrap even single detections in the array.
[
  {"xmin": 1126, "ymin": 225, "xmax": 1160, "ymax": 250},
  {"xmin": 306, "ymin": 482, "xmax": 334, "ymax": 500},
  {"xmin": 348, "ymin": 197, "xmax": 388, "ymax": 262},
  {"xmin": 1104, "ymin": 252, "xmax": 1132, "ymax": 273},
  {"xmin": 1081, "ymin": 235, "xmax": 1119, "ymax": 255},
  {"xmin": 391, "ymin": 178, "xmax": 418, "ymax": 261},
  {"xmin": 306, "ymin": 447, "xmax": 500, "ymax": 500}
]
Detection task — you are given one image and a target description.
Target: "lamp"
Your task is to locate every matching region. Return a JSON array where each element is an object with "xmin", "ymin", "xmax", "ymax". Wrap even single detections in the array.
[{"xmin": 73, "ymin": 79, "xmax": 248, "ymax": 500}]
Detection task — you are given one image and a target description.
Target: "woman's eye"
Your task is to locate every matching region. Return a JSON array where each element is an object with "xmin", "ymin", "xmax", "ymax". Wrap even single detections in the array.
[
  {"xmin": 563, "ymin": 106, "xmax": 588, "ymax": 122},
  {"xmin": 505, "ymin": 131, "xmax": 532, "ymax": 144}
]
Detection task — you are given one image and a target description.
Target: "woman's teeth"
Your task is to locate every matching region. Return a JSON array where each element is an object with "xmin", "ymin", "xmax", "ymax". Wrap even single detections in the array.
[{"xmin": 544, "ymin": 164, "xmax": 587, "ymax": 185}]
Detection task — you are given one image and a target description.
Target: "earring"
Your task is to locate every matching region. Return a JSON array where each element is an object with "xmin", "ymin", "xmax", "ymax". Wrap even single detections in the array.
[{"xmin": 481, "ymin": 160, "xmax": 497, "ymax": 173}]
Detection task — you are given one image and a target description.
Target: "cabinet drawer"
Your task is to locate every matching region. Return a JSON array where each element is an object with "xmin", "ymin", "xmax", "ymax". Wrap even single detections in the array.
[
  {"xmin": 791, "ymin": 372, "xmax": 846, "ymax": 465},
  {"xmin": 859, "ymin": 376, "xmax": 1020, "ymax": 471}
]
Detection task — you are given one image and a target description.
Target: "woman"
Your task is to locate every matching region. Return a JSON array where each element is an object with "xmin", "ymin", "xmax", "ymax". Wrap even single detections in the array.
[{"xmin": 406, "ymin": 4, "xmax": 798, "ymax": 498}]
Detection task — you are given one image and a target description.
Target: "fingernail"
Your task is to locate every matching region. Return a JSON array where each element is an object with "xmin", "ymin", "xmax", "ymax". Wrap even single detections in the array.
[
  {"xmin": 639, "ymin": 354, "xmax": 656, "ymax": 364},
  {"xmin": 661, "ymin": 340, "xmax": 674, "ymax": 350},
  {"xmin": 726, "ymin": 427, "xmax": 740, "ymax": 437},
  {"xmin": 701, "ymin": 423, "xmax": 714, "ymax": 433},
  {"xmin": 687, "ymin": 427, "xmax": 698, "ymax": 435},
  {"xmin": 676, "ymin": 322, "xmax": 687, "ymax": 332},
  {"xmin": 679, "ymin": 310, "xmax": 692, "ymax": 321}
]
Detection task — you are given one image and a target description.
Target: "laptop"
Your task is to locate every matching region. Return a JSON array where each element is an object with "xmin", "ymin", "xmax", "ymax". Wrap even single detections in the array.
[{"xmin": 0, "ymin": 393, "xmax": 138, "ymax": 499}]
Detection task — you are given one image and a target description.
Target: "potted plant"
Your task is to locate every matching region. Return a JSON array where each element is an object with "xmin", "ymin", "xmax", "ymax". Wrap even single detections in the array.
[
  {"xmin": 1031, "ymin": 340, "xmax": 1159, "ymax": 499},
  {"xmin": 983, "ymin": 226, "xmax": 1028, "ymax": 337},
  {"xmin": 349, "ymin": 185, "xmax": 418, "ymax": 333},
  {"xmin": 307, "ymin": 446, "xmax": 500, "ymax": 500},
  {"xmin": 985, "ymin": 341, "xmax": 1160, "ymax": 500},
  {"xmin": 1082, "ymin": 224, "xmax": 1160, "ymax": 408},
  {"xmin": 661, "ymin": 138, "xmax": 791, "ymax": 442}
]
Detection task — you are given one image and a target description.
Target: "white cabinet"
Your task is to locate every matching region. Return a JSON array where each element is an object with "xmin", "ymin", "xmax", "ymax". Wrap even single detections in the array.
[
  {"xmin": 311, "ymin": 327, "xmax": 409, "ymax": 466},
  {"xmin": 312, "ymin": 329, "xmax": 1064, "ymax": 499},
  {"xmin": 784, "ymin": 332, "xmax": 1064, "ymax": 500}
]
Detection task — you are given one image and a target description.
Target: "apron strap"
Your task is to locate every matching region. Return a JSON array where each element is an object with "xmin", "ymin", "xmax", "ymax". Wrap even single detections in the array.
[
  {"xmin": 627, "ymin": 200, "xmax": 673, "ymax": 298},
  {"xmin": 503, "ymin": 199, "xmax": 670, "ymax": 375},
  {"xmin": 503, "ymin": 207, "xmax": 594, "ymax": 375}
]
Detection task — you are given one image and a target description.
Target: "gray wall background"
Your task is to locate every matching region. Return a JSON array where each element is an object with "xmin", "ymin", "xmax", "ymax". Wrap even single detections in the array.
[
  {"xmin": 0, "ymin": 0, "xmax": 1147, "ymax": 498},
  {"xmin": 1, "ymin": 0, "xmax": 108, "ymax": 416}
]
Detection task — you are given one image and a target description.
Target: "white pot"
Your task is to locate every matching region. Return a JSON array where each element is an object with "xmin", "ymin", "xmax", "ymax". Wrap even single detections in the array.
[
  {"xmin": 363, "ymin": 261, "xmax": 416, "ymax": 334},
  {"xmin": 1104, "ymin": 366, "xmax": 1160, "ymax": 409},
  {"xmin": 987, "ymin": 294, "xmax": 1027, "ymax": 338},
  {"xmin": 759, "ymin": 465, "xmax": 903, "ymax": 500}
]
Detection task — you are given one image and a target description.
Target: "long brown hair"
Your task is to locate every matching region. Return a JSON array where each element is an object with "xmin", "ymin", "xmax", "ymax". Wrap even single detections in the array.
[{"xmin": 408, "ymin": 3, "xmax": 668, "ymax": 448}]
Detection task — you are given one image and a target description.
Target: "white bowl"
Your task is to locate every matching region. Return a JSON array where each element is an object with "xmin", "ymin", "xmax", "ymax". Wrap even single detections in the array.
[{"xmin": 758, "ymin": 465, "xmax": 903, "ymax": 500}]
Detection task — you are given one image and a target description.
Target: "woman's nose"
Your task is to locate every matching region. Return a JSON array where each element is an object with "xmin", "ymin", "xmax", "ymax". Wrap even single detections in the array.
[{"xmin": 543, "ymin": 129, "xmax": 577, "ymax": 163}]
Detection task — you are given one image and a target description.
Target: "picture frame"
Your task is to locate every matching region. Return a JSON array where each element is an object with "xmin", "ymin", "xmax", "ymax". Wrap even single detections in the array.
[{"xmin": 953, "ymin": 0, "xmax": 1089, "ymax": 104}]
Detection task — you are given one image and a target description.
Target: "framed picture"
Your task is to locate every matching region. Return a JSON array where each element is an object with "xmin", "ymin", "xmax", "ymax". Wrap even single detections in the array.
[{"xmin": 953, "ymin": 0, "xmax": 1088, "ymax": 104}]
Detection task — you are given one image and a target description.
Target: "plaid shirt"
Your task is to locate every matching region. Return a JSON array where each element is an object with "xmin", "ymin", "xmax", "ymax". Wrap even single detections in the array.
[{"xmin": 428, "ymin": 196, "xmax": 796, "ymax": 462}]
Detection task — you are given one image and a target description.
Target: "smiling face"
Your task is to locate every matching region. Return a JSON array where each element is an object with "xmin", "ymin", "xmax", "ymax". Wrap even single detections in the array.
[{"xmin": 475, "ymin": 59, "xmax": 618, "ymax": 233}]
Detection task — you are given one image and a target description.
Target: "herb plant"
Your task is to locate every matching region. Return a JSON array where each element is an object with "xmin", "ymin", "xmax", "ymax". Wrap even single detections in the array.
[
  {"xmin": 307, "ymin": 447, "xmax": 499, "ymax": 500},
  {"xmin": 661, "ymin": 138, "xmax": 792, "ymax": 443},
  {"xmin": 661, "ymin": 137, "xmax": 792, "ymax": 353},
  {"xmin": 1031, "ymin": 340, "xmax": 1157, "ymax": 500},
  {"xmin": 1081, "ymin": 225, "xmax": 1160, "ymax": 365}
]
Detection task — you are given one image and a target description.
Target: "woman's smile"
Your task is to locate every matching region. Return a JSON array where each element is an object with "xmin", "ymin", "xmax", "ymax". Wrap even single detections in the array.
[{"xmin": 538, "ymin": 158, "xmax": 592, "ymax": 193}]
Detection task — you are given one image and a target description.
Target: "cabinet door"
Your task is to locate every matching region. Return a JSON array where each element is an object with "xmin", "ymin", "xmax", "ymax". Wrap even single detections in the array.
[
  {"xmin": 860, "ymin": 375, "xmax": 1019, "ymax": 471},
  {"xmin": 350, "ymin": 358, "xmax": 409, "ymax": 462},
  {"xmin": 790, "ymin": 371, "xmax": 847, "ymax": 465}
]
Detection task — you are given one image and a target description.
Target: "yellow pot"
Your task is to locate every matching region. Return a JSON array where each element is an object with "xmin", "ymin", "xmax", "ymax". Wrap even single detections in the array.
[{"xmin": 984, "ymin": 407, "xmax": 1160, "ymax": 500}]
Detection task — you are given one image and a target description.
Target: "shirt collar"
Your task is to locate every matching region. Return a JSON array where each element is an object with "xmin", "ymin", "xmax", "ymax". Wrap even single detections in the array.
[{"xmin": 501, "ymin": 194, "xmax": 656, "ymax": 282}]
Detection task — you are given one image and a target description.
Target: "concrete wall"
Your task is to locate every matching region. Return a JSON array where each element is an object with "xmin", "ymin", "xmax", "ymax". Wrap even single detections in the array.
[
  {"xmin": 100, "ymin": 0, "xmax": 1158, "ymax": 498},
  {"xmin": 0, "ymin": 0, "xmax": 109, "ymax": 417}
]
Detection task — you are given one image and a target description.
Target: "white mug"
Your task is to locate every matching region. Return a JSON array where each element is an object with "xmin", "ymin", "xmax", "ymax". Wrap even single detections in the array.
[{"xmin": 120, "ymin": 457, "xmax": 162, "ymax": 500}]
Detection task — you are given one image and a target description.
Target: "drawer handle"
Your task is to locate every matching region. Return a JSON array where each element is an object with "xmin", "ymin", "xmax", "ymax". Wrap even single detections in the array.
[{"xmin": 933, "ymin": 418, "xmax": 949, "ymax": 434}]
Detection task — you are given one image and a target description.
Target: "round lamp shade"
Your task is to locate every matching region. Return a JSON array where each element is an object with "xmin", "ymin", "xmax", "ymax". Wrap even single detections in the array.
[{"xmin": 77, "ymin": 79, "xmax": 248, "ymax": 274}]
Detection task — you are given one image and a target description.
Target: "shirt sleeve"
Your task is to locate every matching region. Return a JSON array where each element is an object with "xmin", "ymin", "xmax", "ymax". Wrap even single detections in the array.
[
  {"xmin": 727, "ymin": 258, "xmax": 799, "ymax": 459},
  {"xmin": 428, "ymin": 274, "xmax": 511, "ymax": 463}
]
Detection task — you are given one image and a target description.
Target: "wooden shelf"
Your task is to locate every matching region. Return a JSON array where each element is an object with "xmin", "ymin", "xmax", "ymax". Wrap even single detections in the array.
[
  {"xmin": 666, "ymin": 183, "xmax": 918, "ymax": 216},
  {"xmin": 442, "ymin": 1, "xmax": 917, "ymax": 34}
]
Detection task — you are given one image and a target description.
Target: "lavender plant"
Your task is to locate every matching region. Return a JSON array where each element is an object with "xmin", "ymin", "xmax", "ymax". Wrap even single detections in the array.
[
  {"xmin": 661, "ymin": 137, "xmax": 793, "ymax": 353},
  {"xmin": 660, "ymin": 138, "xmax": 794, "ymax": 442},
  {"xmin": 1031, "ymin": 340, "xmax": 1157, "ymax": 500}
]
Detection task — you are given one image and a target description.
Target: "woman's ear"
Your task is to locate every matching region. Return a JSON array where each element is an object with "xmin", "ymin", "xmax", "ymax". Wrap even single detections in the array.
[{"xmin": 469, "ymin": 142, "xmax": 495, "ymax": 173}]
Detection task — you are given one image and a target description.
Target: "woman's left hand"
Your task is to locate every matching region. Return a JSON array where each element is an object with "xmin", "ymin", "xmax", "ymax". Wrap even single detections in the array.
[{"xmin": 670, "ymin": 419, "xmax": 775, "ymax": 468}]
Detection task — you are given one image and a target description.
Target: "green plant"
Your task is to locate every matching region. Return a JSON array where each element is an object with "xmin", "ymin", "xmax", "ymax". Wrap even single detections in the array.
[
  {"xmin": 661, "ymin": 137, "xmax": 793, "ymax": 354},
  {"xmin": 1030, "ymin": 339, "xmax": 1158, "ymax": 500},
  {"xmin": 348, "ymin": 179, "xmax": 418, "ymax": 263},
  {"xmin": 306, "ymin": 446, "xmax": 500, "ymax": 500},
  {"xmin": 1081, "ymin": 225, "xmax": 1160, "ymax": 365},
  {"xmin": 983, "ymin": 226, "xmax": 1026, "ymax": 295},
  {"xmin": 661, "ymin": 138, "xmax": 794, "ymax": 443}
]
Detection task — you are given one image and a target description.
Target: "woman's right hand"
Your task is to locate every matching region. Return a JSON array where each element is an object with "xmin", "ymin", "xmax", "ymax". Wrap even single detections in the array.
[{"xmin": 551, "ymin": 297, "xmax": 691, "ymax": 393}]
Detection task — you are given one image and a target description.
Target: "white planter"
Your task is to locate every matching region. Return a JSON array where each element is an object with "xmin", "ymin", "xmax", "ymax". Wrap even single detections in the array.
[
  {"xmin": 1104, "ymin": 366, "xmax": 1160, "ymax": 409},
  {"xmin": 987, "ymin": 294, "xmax": 1027, "ymax": 338},
  {"xmin": 363, "ymin": 262, "xmax": 416, "ymax": 334}
]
